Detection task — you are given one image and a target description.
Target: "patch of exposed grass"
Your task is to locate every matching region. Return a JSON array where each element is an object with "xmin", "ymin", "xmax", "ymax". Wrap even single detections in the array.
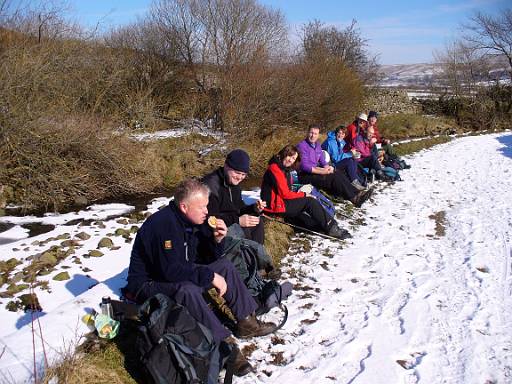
[
  {"xmin": 378, "ymin": 113, "xmax": 457, "ymax": 141},
  {"xmin": 429, "ymin": 211, "xmax": 447, "ymax": 237},
  {"xmin": 43, "ymin": 323, "xmax": 144, "ymax": 384},
  {"xmin": 394, "ymin": 136, "xmax": 452, "ymax": 156},
  {"xmin": 263, "ymin": 218, "xmax": 294, "ymax": 269}
]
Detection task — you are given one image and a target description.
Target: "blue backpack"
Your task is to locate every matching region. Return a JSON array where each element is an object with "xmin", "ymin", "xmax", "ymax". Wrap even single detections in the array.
[
  {"xmin": 382, "ymin": 166, "xmax": 401, "ymax": 181},
  {"xmin": 296, "ymin": 184, "xmax": 336, "ymax": 218}
]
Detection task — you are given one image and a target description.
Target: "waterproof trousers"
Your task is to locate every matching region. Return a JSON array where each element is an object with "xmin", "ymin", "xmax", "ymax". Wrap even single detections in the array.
[
  {"xmin": 137, "ymin": 258, "xmax": 258, "ymax": 343},
  {"xmin": 298, "ymin": 168, "xmax": 358, "ymax": 200}
]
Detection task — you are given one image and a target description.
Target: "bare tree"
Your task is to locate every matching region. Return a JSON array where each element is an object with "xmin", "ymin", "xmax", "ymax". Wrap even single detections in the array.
[
  {"xmin": 462, "ymin": 9, "xmax": 512, "ymax": 81},
  {"xmin": 150, "ymin": 0, "xmax": 287, "ymax": 74},
  {"xmin": 149, "ymin": 0, "xmax": 287, "ymax": 129},
  {"xmin": 434, "ymin": 40, "xmax": 491, "ymax": 97},
  {"xmin": 1, "ymin": 0, "xmax": 82, "ymax": 41},
  {"xmin": 300, "ymin": 19, "xmax": 380, "ymax": 83}
]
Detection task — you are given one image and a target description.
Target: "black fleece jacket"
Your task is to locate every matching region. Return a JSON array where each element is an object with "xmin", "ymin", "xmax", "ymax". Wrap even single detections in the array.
[{"xmin": 202, "ymin": 167, "xmax": 258, "ymax": 227}]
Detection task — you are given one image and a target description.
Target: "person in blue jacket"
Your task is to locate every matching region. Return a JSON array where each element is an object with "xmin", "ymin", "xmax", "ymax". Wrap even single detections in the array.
[
  {"xmin": 125, "ymin": 179, "xmax": 276, "ymax": 376},
  {"xmin": 322, "ymin": 125, "xmax": 365, "ymax": 191}
]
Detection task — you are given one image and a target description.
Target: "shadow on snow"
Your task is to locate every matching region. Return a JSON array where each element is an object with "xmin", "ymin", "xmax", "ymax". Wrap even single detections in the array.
[{"xmin": 496, "ymin": 134, "xmax": 512, "ymax": 159}]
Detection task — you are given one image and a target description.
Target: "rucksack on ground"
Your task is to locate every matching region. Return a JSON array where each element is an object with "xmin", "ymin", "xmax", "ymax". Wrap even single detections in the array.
[
  {"xmin": 222, "ymin": 237, "xmax": 291, "ymax": 329},
  {"xmin": 298, "ymin": 184, "xmax": 336, "ymax": 218},
  {"xmin": 136, "ymin": 293, "xmax": 235, "ymax": 384},
  {"xmin": 382, "ymin": 166, "xmax": 401, "ymax": 181}
]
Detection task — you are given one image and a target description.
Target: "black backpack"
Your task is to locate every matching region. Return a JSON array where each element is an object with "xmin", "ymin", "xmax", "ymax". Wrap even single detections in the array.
[
  {"xmin": 136, "ymin": 293, "xmax": 235, "ymax": 384},
  {"xmin": 222, "ymin": 237, "xmax": 292, "ymax": 328}
]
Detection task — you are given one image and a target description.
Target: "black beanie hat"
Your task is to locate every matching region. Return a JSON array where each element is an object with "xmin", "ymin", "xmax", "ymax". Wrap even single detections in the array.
[
  {"xmin": 225, "ymin": 149, "xmax": 250, "ymax": 173},
  {"xmin": 368, "ymin": 111, "xmax": 378, "ymax": 119}
]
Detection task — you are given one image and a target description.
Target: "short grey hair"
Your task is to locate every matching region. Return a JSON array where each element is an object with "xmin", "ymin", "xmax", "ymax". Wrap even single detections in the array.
[{"xmin": 174, "ymin": 178, "xmax": 210, "ymax": 205}]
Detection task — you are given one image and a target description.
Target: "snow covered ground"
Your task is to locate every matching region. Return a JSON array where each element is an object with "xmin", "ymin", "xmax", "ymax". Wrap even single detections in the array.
[{"xmin": 1, "ymin": 132, "xmax": 511, "ymax": 383}]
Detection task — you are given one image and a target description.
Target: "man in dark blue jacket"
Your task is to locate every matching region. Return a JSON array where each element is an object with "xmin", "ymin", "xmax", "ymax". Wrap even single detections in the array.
[{"xmin": 125, "ymin": 179, "xmax": 275, "ymax": 376}]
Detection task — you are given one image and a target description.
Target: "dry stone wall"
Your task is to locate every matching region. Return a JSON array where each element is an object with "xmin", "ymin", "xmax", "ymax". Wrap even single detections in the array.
[{"xmin": 364, "ymin": 88, "xmax": 421, "ymax": 115}]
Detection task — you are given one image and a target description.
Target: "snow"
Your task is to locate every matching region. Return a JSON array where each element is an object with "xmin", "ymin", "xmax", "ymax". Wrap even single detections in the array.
[{"xmin": 1, "ymin": 133, "xmax": 512, "ymax": 383}]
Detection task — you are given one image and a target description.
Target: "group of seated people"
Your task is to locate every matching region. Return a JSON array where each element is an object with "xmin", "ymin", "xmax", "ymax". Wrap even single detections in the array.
[{"xmin": 124, "ymin": 111, "xmax": 409, "ymax": 377}]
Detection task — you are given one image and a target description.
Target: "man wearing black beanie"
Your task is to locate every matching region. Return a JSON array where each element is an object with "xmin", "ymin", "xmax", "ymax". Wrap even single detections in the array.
[{"xmin": 202, "ymin": 149, "xmax": 266, "ymax": 245}]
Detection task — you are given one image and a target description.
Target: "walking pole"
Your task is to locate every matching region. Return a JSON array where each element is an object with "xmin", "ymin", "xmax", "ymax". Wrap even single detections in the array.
[{"xmin": 261, "ymin": 214, "xmax": 345, "ymax": 242}]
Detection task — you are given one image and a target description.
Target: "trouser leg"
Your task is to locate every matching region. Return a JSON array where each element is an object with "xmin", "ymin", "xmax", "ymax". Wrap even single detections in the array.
[
  {"xmin": 338, "ymin": 158, "xmax": 358, "ymax": 181},
  {"xmin": 242, "ymin": 218, "xmax": 265, "ymax": 244},
  {"xmin": 360, "ymin": 156, "xmax": 382, "ymax": 172},
  {"xmin": 284, "ymin": 197, "xmax": 330, "ymax": 232},
  {"xmin": 138, "ymin": 280, "xmax": 231, "ymax": 343},
  {"xmin": 332, "ymin": 168, "xmax": 358, "ymax": 200},
  {"xmin": 299, "ymin": 171, "xmax": 357, "ymax": 201},
  {"xmin": 208, "ymin": 258, "xmax": 258, "ymax": 320}
]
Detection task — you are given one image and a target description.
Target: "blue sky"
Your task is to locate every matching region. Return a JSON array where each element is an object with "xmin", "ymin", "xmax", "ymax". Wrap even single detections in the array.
[{"xmin": 66, "ymin": 0, "xmax": 507, "ymax": 65}]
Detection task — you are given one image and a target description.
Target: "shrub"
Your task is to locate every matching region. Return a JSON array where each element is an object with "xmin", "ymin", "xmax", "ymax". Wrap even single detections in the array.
[
  {"xmin": 378, "ymin": 113, "xmax": 456, "ymax": 140},
  {"xmin": 0, "ymin": 116, "xmax": 162, "ymax": 211}
]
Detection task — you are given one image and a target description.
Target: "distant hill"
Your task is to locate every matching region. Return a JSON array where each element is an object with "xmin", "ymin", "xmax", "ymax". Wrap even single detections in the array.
[
  {"xmin": 378, "ymin": 63, "xmax": 441, "ymax": 88},
  {"xmin": 378, "ymin": 57, "xmax": 510, "ymax": 88}
]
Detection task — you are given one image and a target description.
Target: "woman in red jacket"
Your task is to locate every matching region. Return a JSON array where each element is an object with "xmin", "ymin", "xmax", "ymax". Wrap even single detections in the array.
[{"xmin": 260, "ymin": 145, "xmax": 351, "ymax": 240}]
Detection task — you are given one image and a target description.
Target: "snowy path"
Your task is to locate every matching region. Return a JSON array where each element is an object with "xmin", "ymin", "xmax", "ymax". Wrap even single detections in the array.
[
  {"xmin": 0, "ymin": 133, "xmax": 511, "ymax": 383},
  {"xmin": 237, "ymin": 133, "xmax": 512, "ymax": 384}
]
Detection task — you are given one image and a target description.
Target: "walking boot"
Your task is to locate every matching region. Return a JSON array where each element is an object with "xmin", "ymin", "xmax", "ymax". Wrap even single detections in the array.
[
  {"xmin": 351, "ymin": 179, "xmax": 366, "ymax": 191},
  {"xmin": 235, "ymin": 314, "xmax": 277, "ymax": 339},
  {"xmin": 327, "ymin": 222, "xmax": 352, "ymax": 239},
  {"xmin": 376, "ymin": 170, "xmax": 392, "ymax": 182},
  {"xmin": 350, "ymin": 188, "xmax": 373, "ymax": 208},
  {"xmin": 232, "ymin": 346, "xmax": 254, "ymax": 376},
  {"xmin": 224, "ymin": 337, "xmax": 254, "ymax": 377}
]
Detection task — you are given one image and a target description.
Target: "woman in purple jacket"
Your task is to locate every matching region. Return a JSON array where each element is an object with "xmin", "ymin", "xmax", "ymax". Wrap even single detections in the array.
[{"xmin": 296, "ymin": 124, "xmax": 372, "ymax": 207}]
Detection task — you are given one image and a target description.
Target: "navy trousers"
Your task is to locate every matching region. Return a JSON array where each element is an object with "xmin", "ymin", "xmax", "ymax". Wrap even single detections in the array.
[
  {"xmin": 336, "ymin": 157, "xmax": 359, "ymax": 182},
  {"xmin": 137, "ymin": 258, "xmax": 258, "ymax": 343},
  {"xmin": 359, "ymin": 155, "xmax": 382, "ymax": 172}
]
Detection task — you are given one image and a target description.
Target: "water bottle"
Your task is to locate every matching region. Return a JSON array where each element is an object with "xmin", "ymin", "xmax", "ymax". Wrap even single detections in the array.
[
  {"xmin": 290, "ymin": 170, "xmax": 299, "ymax": 184},
  {"xmin": 100, "ymin": 296, "xmax": 114, "ymax": 319}
]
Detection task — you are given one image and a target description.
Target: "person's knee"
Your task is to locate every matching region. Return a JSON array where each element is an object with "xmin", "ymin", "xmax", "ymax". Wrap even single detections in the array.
[{"xmin": 173, "ymin": 283, "xmax": 204, "ymax": 303}]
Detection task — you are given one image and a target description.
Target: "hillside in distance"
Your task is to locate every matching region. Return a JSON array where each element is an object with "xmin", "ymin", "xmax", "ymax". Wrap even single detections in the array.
[{"xmin": 378, "ymin": 56, "xmax": 510, "ymax": 88}]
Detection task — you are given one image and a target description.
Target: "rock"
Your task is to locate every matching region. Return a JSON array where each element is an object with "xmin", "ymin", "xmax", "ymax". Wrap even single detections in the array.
[
  {"xmin": 116, "ymin": 218, "xmax": 129, "ymax": 225},
  {"xmin": 0, "ymin": 291, "xmax": 14, "ymax": 298},
  {"xmin": 97, "ymin": 237, "xmax": 114, "ymax": 249},
  {"xmin": 114, "ymin": 228, "xmax": 130, "ymax": 237},
  {"xmin": 0, "ymin": 258, "xmax": 21, "ymax": 273},
  {"xmin": 10, "ymin": 271, "xmax": 24, "ymax": 283},
  {"xmin": 53, "ymin": 271, "xmax": 70, "ymax": 281},
  {"xmin": 88, "ymin": 250, "xmax": 104, "ymax": 257},
  {"xmin": 37, "ymin": 268, "xmax": 54, "ymax": 276},
  {"xmin": 6, "ymin": 283, "xmax": 29, "ymax": 295},
  {"xmin": 130, "ymin": 225, "xmax": 139, "ymax": 234},
  {"xmin": 61, "ymin": 239, "xmax": 80, "ymax": 248},
  {"xmin": 38, "ymin": 252, "xmax": 58, "ymax": 267},
  {"xmin": 56, "ymin": 233, "xmax": 71, "ymax": 240},
  {"xmin": 75, "ymin": 232, "xmax": 91, "ymax": 240}
]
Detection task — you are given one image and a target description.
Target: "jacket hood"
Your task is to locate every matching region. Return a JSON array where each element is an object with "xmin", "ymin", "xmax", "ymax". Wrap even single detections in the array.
[{"xmin": 327, "ymin": 130, "xmax": 337, "ymax": 140}]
